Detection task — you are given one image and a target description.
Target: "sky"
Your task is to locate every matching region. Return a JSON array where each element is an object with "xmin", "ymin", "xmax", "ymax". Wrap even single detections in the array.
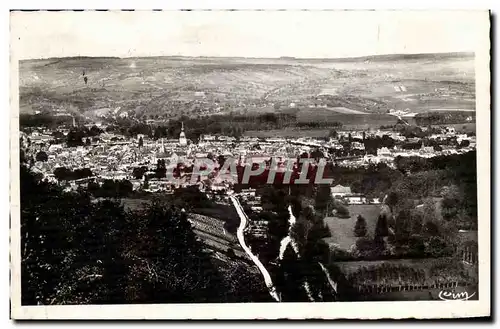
[{"xmin": 10, "ymin": 10, "xmax": 488, "ymax": 60}]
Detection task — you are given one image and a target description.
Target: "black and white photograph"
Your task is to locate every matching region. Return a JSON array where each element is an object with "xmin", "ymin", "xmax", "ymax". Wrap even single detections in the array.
[{"xmin": 9, "ymin": 9, "xmax": 490, "ymax": 319}]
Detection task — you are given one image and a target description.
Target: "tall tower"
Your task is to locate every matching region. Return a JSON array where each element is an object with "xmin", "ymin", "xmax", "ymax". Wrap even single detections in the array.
[
  {"xmin": 179, "ymin": 122, "xmax": 187, "ymax": 146},
  {"xmin": 72, "ymin": 116, "xmax": 76, "ymax": 128},
  {"xmin": 160, "ymin": 138, "xmax": 166, "ymax": 153}
]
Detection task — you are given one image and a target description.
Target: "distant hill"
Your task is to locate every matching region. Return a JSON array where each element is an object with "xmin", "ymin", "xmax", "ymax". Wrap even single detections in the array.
[
  {"xmin": 18, "ymin": 52, "xmax": 475, "ymax": 119},
  {"xmin": 22, "ymin": 52, "xmax": 473, "ymax": 63},
  {"xmin": 294, "ymin": 52, "xmax": 475, "ymax": 63}
]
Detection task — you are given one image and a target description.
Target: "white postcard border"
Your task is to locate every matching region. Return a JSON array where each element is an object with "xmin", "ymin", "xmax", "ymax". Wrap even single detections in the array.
[{"xmin": 9, "ymin": 9, "xmax": 491, "ymax": 320}]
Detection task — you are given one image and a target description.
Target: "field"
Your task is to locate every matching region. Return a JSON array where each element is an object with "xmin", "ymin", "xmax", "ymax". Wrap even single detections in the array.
[
  {"xmin": 323, "ymin": 204, "xmax": 382, "ymax": 251},
  {"xmin": 188, "ymin": 213, "xmax": 246, "ymax": 259},
  {"xmin": 19, "ymin": 53, "xmax": 475, "ymax": 120},
  {"xmin": 335, "ymin": 257, "xmax": 456, "ymax": 273}
]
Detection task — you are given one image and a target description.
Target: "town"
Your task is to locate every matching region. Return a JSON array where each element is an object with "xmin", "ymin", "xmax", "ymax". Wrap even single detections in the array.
[{"xmin": 21, "ymin": 118, "xmax": 476, "ymax": 197}]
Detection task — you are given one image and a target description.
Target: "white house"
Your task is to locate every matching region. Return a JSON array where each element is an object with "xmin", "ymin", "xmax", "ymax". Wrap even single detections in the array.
[
  {"xmin": 330, "ymin": 184, "xmax": 352, "ymax": 198},
  {"xmin": 377, "ymin": 147, "xmax": 391, "ymax": 157}
]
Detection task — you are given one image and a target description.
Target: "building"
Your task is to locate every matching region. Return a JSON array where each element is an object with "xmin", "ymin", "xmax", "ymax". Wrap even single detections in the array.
[
  {"xmin": 377, "ymin": 147, "xmax": 391, "ymax": 157},
  {"xmin": 351, "ymin": 142, "xmax": 365, "ymax": 150},
  {"xmin": 330, "ymin": 184, "xmax": 352, "ymax": 198},
  {"xmin": 179, "ymin": 122, "xmax": 187, "ymax": 146},
  {"xmin": 202, "ymin": 134, "xmax": 216, "ymax": 142},
  {"xmin": 344, "ymin": 194, "xmax": 367, "ymax": 205}
]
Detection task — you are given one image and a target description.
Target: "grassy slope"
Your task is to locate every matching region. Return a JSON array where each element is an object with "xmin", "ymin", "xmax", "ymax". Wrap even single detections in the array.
[{"xmin": 19, "ymin": 53, "xmax": 475, "ymax": 119}]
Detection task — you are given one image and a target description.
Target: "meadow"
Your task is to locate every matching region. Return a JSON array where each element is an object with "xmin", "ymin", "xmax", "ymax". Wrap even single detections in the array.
[{"xmin": 323, "ymin": 204, "xmax": 382, "ymax": 251}]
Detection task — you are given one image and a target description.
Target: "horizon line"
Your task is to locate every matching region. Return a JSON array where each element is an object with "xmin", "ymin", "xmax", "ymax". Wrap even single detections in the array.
[{"xmin": 20, "ymin": 51, "xmax": 475, "ymax": 62}]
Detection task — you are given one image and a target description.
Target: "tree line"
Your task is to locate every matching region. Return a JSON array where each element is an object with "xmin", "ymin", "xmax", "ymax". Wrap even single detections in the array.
[{"xmin": 99, "ymin": 112, "xmax": 344, "ymax": 141}]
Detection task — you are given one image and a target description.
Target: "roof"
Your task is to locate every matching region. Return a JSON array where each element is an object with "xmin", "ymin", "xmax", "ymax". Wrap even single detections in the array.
[{"xmin": 330, "ymin": 184, "xmax": 352, "ymax": 194}]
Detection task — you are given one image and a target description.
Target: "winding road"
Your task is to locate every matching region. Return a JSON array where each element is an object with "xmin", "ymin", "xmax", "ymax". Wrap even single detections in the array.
[
  {"xmin": 231, "ymin": 195, "xmax": 338, "ymax": 302},
  {"xmin": 229, "ymin": 195, "xmax": 281, "ymax": 302}
]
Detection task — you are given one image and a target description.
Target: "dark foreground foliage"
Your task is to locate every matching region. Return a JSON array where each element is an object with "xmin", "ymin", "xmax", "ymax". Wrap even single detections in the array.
[{"xmin": 20, "ymin": 165, "xmax": 268, "ymax": 305}]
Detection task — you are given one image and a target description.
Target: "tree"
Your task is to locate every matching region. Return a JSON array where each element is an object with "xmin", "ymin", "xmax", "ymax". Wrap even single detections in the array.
[
  {"xmin": 123, "ymin": 200, "xmax": 226, "ymax": 303},
  {"xmin": 20, "ymin": 165, "xmax": 238, "ymax": 304},
  {"xmin": 282, "ymin": 203, "xmax": 333, "ymax": 302},
  {"xmin": 425, "ymin": 236, "xmax": 452, "ymax": 258},
  {"xmin": 423, "ymin": 220, "xmax": 440, "ymax": 236},
  {"xmin": 441, "ymin": 185, "xmax": 461, "ymax": 222},
  {"xmin": 118, "ymin": 180, "xmax": 133, "ymax": 197},
  {"xmin": 407, "ymin": 234, "xmax": 425, "ymax": 257},
  {"xmin": 155, "ymin": 159, "xmax": 166, "ymax": 179},
  {"xmin": 173, "ymin": 186, "xmax": 212, "ymax": 209},
  {"xmin": 132, "ymin": 166, "xmax": 147, "ymax": 180},
  {"xmin": 354, "ymin": 237, "xmax": 373, "ymax": 258},
  {"xmin": 375, "ymin": 213, "xmax": 389, "ymax": 238},
  {"xmin": 138, "ymin": 136, "xmax": 144, "ymax": 148},
  {"xmin": 35, "ymin": 151, "xmax": 48, "ymax": 162},
  {"xmin": 89, "ymin": 125, "xmax": 103, "ymax": 137},
  {"xmin": 20, "ymin": 166, "xmax": 127, "ymax": 305},
  {"xmin": 224, "ymin": 264, "xmax": 271, "ymax": 302},
  {"xmin": 314, "ymin": 185, "xmax": 332, "ymax": 215},
  {"xmin": 410, "ymin": 209, "xmax": 424, "ymax": 235},
  {"xmin": 85, "ymin": 138, "xmax": 91, "ymax": 146},
  {"xmin": 66, "ymin": 130, "xmax": 84, "ymax": 147},
  {"xmin": 311, "ymin": 148, "xmax": 324, "ymax": 161},
  {"xmin": 385, "ymin": 191, "xmax": 399, "ymax": 212},
  {"xmin": 394, "ymin": 203, "xmax": 412, "ymax": 240},
  {"xmin": 54, "ymin": 167, "xmax": 71, "ymax": 181},
  {"xmin": 354, "ymin": 215, "xmax": 367, "ymax": 237},
  {"xmin": 459, "ymin": 140, "xmax": 470, "ymax": 148},
  {"xmin": 52, "ymin": 131, "xmax": 65, "ymax": 139}
]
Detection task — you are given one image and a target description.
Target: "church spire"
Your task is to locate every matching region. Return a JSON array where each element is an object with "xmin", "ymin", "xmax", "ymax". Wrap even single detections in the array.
[{"xmin": 179, "ymin": 121, "xmax": 187, "ymax": 146}]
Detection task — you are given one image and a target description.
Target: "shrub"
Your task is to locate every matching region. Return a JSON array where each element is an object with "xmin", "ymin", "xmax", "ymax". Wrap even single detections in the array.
[
  {"xmin": 354, "ymin": 215, "xmax": 367, "ymax": 237},
  {"xmin": 35, "ymin": 151, "xmax": 48, "ymax": 162},
  {"xmin": 407, "ymin": 234, "xmax": 426, "ymax": 258},
  {"xmin": 375, "ymin": 213, "xmax": 389, "ymax": 237},
  {"xmin": 333, "ymin": 200, "xmax": 350, "ymax": 218},
  {"xmin": 355, "ymin": 237, "xmax": 373, "ymax": 258},
  {"xmin": 425, "ymin": 236, "xmax": 453, "ymax": 258}
]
